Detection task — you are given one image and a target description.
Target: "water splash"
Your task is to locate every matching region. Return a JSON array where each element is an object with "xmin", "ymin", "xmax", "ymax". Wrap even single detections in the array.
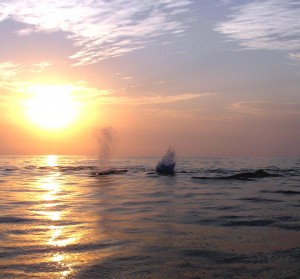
[
  {"xmin": 96, "ymin": 127, "xmax": 115, "ymax": 170},
  {"xmin": 94, "ymin": 127, "xmax": 128, "ymax": 176},
  {"xmin": 156, "ymin": 147, "xmax": 176, "ymax": 174}
]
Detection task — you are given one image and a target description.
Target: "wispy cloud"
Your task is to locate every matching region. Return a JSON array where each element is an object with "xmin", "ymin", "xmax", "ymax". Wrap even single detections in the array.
[
  {"xmin": 289, "ymin": 53, "xmax": 300, "ymax": 63},
  {"xmin": 0, "ymin": 0, "xmax": 192, "ymax": 66},
  {"xmin": 0, "ymin": 61, "xmax": 51, "ymax": 89},
  {"xmin": 102, "ymin": 92, "xmax": 215, "ymax": 106},
  {"xmin": 72, "ymin": 89, "xmax": 215, "ymax": 107},
  {"xmin": 0, "ymin": 57, "xmax": 213, "ymax": 109},
  {"xmin": 0, "ymin": 62, "xmax": 23, "ymax": 81},
  {"xmin": 215, "ymin": 0, "xmax": 300, "ymax": 60},
  {"xmin": 0, "ymin": 62, "xmax": 21, "ymax": 106},
  {"xmin": 229, "ymin": 101, "xmax": 300, "ymax": 116},
  {"xmin": 30, "ymin": 62, "xmax": 52, "ymax": 72},
  {"xmin": 0, "ymin": 61, "xmax": 214, "ymax": 108}
]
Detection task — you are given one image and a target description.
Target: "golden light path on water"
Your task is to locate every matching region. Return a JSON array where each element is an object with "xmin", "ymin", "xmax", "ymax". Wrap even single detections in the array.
[
  {"xmin": 46, "ymin": 155, "xmax": 58, "ymax": 167},
  {"xmin": 32, "ymin": 155, "xmax": 115, "ymax": 278},
  {"xmin": 40, "ymin": 155, "xmax": 75, "ymax": 278}
]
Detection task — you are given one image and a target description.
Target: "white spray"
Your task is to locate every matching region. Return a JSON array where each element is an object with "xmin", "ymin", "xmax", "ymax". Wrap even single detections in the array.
[{"xmin": 96, "ymin": 127, "xmax": 116, "ymax": 171}]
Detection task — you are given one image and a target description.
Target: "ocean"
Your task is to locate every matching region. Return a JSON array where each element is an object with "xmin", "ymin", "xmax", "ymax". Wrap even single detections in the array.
[{"xmin": 0, "ymin": 155, "xmax": 299, "ymax": 278}]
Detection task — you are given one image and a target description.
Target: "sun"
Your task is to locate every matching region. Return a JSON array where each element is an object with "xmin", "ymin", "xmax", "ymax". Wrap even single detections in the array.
[{"xmin": 24, "ymin": 84, "xmax": 80, "ymax": 129}]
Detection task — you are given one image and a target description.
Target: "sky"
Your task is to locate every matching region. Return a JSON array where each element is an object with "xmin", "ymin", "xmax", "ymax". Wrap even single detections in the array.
[{"xmin": 0, "ymin": 0, "xmax": 299, "ymax": 157}]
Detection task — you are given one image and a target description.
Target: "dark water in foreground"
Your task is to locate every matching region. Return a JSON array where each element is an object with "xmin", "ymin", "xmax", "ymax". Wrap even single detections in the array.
[{"xmin": 0, "ymin": 156, "xmax": 299, "ymax": 279}]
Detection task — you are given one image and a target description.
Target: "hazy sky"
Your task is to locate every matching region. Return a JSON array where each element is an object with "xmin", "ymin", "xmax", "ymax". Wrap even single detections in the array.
[{"xmin": 0, "ymin": 0, "xmax": 299, "ymax": 156}]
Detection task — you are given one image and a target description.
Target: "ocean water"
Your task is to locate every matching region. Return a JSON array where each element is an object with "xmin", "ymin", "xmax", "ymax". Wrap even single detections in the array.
[{"xmin": 0, "ymin": 155, "xmax": 299, "ymax": 279}]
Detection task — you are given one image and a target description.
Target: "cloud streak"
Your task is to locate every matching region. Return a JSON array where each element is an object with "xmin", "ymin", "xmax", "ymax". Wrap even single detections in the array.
[
  {"xmin": 97, "ymin": 92, "xmax": 215, "ymax": 106},
  {"xmin": 215, "ymin": 0, "xmax": 300, "ymax": 60},
  {"xmin": 70, "ymin": 84, "xmax": 215, "ymax": 106},
  {"xmin": 0, "ymin": 62, "xmax": 23, "ymax": 82},
  {"xmin": 0, "ymin": 0, "xmax": 192, "ymax": 66},
  {"xmin": 0, "ymin": 62, "xmax": 214, "ymax": 109},
  {"xmin": 0, "ymin": 61, "xmax": 51, "ymax": 90},
  {"xmin": 229, "ymin": 101, "xmax": 300, "ymax": 116}
]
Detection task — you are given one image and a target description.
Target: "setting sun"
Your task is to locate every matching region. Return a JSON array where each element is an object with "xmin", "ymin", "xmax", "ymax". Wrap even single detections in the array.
[{"xmin": 24, "ymin": 85, "xmax": 80, "ymax": 129}]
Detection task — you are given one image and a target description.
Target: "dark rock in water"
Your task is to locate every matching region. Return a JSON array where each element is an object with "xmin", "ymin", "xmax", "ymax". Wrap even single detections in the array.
[
  {"xmin": 226, "ymin": 169, "xmax": 280, "ymax": 180},
  {"xmin": 156, "ymin": 147, "xmax": 176, "ymax": 175},
  {"xmin": 96, "ymin": 169, "xmax": 128, "ymax": 176},
  {"xmin": 156, "ymin": 163, "xmax": 176, "ymax": 175},
  {"xmin": 192, "ymin": 169, "xmax": 281, "ymax": 180}
]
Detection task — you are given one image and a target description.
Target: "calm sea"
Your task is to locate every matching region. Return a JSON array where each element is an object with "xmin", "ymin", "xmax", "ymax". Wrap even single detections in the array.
[{"xmin": 0, "ymin": 156, "xmax": 299, "ymax": 279}]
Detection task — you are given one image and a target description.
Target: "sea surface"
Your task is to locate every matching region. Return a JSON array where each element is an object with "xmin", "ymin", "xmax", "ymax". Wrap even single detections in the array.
[{"xmin": 0, "ymin": 155, "xmax": 299, "ymax": 279}]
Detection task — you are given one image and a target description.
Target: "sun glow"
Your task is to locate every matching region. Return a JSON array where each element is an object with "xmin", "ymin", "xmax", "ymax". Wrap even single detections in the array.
[{"xmin": 24, "ymin": 85, "xmax": 80, "ymax": 129}]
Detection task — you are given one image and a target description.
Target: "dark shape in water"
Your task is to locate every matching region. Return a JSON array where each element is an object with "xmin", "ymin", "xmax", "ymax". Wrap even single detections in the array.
[
  {"xmin": 192, "ymin": 169, "xmax": 281, "ymax": 180},
  {"xmin": 274, "ymin": 190, "xmax": 300, "ymax": 195},
  {"xmin": 156, "ymin": 147, "xmax": 176, "ymax": 175},
  {"xmin": 96, "ymin": 169, "xmax": 128, "ymax": 176}
]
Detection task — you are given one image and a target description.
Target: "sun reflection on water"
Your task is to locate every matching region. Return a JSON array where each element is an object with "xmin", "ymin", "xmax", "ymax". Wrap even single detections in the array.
[
  {"xmin": 48, "ymin": 225, "xmax": 77, "ymax": 247},
  {"xmin": 35, "ymin": 161, "xmax": 77, "ymax": 278},
  {"xmin": 52, "ymin": 252, "xmax": 74, "ymax": 277},
  {"xmin": 39, "ymin": 176, "xmax": 63, "ymax": 222},
  {"xmin": 46, "ymin": 154, "xmax": 58, "ymax": 167},
  {"xmin": 53, "ymin": 253, "xmax": 65, "ymax": 263}
]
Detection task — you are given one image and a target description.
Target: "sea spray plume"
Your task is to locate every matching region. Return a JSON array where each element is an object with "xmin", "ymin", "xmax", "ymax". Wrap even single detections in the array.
[
  {"xmin": 96, "ymin": 127, "xmax": 115, "ymax": 170},
  {"xmin": 94, "ymin": 127, "xmax": 127, "ymax": 176},
  {"xmin": 156, "ymin": 147, "xmax": 176, "ymax": 174}
]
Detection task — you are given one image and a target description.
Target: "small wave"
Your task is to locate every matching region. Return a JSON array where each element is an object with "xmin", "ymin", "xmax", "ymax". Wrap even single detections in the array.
[
  {"xmin": 223, "ymin": 219, "xmax": 275, "ymax": 227},
  {"xmin": 2, "ymin": 167, "xmax": 18, "ymax": 172},
  {"xmin": 240, "ymin": 197, "xmax": 281, "ymax": 203},
  {"xmin": 24, "ymin": 165, "xmax": 97, "ymax": 171},
  {"xmin": 176, "ymin": 169, "xmax": 206, "ymax": 174},
  {"xmin": 59, "ymin": 165, "xmax": 97, "ymax": 172},
  {"xmin": 274, "ymin": 190, "xmax": 300, "ymax": 195},
  {"xmin": 278, "ymin": 224, "xmax": 300, "ymax": 231},
  {"xmin": 181, "ymin": 248, "xmax": 244, "ymax": 264},
  {"xmin": 0, "ymin": 216, "xmax": 36, "ymax": 224},
  {"xmin": 216, "ymin": 205, "xmax": 242, "ymax": 211},
  {"xmin": 92, "ymin": 169, "xmax": 128, "ymax": 176}
]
